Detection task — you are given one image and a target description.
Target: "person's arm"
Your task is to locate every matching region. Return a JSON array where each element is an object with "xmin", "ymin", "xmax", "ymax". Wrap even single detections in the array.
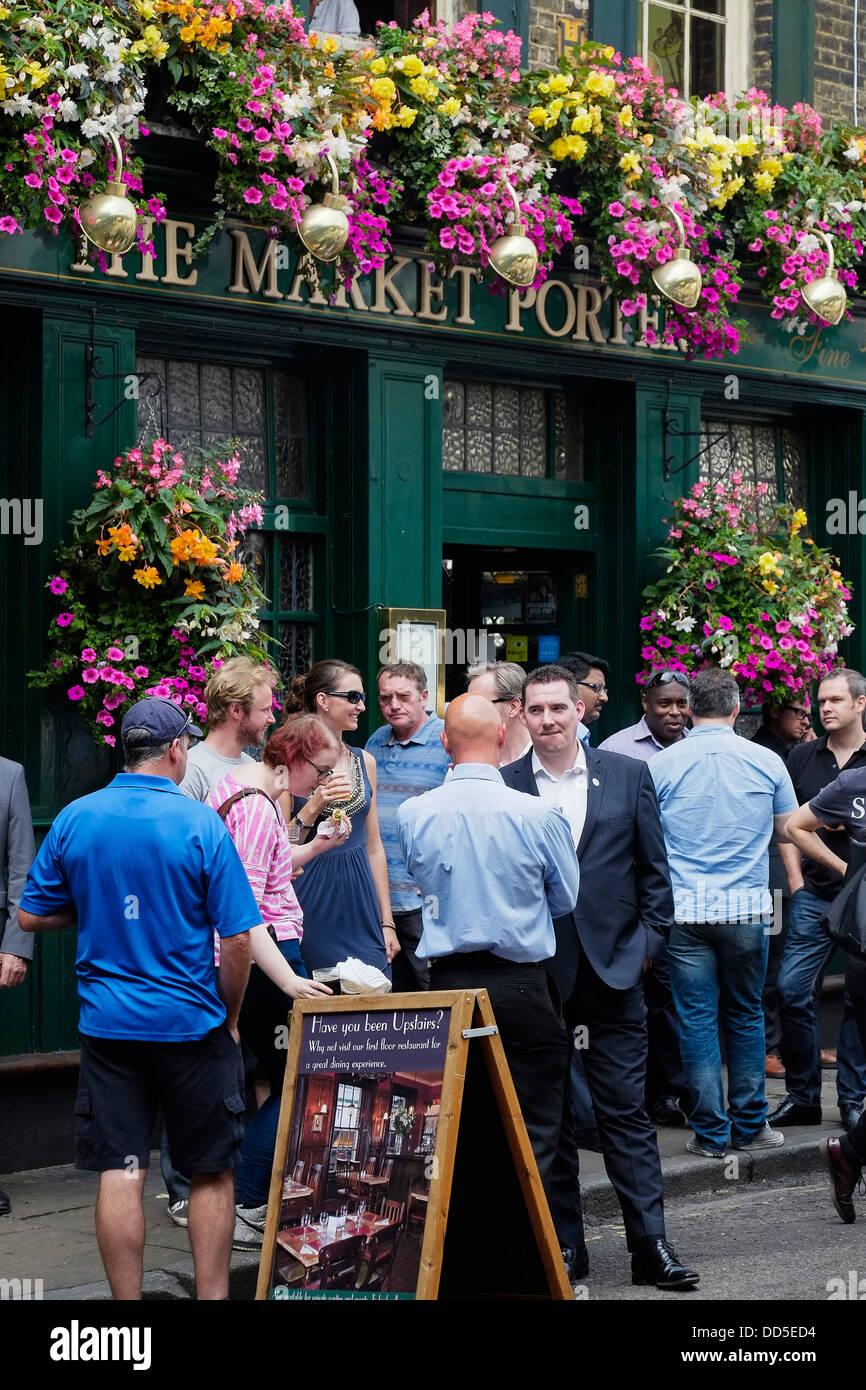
[
  {"xmin": 2, "ymin": 767, "xmax": 36, "ymax": 968},
  {"xmin": 248, "ymin": 923, "xmax": 331, "ymax": 999},
  {"xmin": 633, "ymin": 763, "xmax": 675, "ymax": 943},
  {"xmin": 217, "ymin": 931, "xmax": 251, "ymax": 1040},
  {"xmin": 17, "ymin": 906, "xmax": 77, "ymax": 933},
  {"xmin": 541, "ymin": 810, "xmax": 580, "ymax": 918},
  {"xmin": 361, "ymin": 750, "xmax": 399, "ymax": 963},
  {"xmin": 785, "ymin": 803, "xmax": 847, "ymax": 880},
  {"xmin": 772, "ymin": 811, "xmax": 792, "ymax": 844},
  {"xmin": 779, "ymin": 840, "xmax": 805, "ymax": 894}
]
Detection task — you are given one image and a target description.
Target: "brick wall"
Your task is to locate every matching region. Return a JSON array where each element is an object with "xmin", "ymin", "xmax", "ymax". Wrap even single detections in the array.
[
  {"xmin": 528, "ymin": 0, "xmax": 589, "ymax": 70},
  {"xmin": 753, "ymin": 0, "xmax": 773, "ymax": 96},
  {"xmin": 813, "ymin": 0, "xmax": 866, "ymax": 123}
]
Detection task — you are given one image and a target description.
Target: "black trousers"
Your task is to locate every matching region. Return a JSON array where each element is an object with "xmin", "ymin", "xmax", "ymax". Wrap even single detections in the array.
[
  {"xmin": 644, "ymin": 946, "xmax": 690, "ymax": 1109},
  {"xmin": 843, "ymin": 956, "xmax": 866, "ymax": 1165},
  {"xmin": 390, "ymin": 908, "xmax": 430, "ymax": 992},
  {"xmin": 551, "ymin": 950, "xmax": 666, "ymax": 1252},
  {"xmin": 429, "ymin": 953, "xmax": 568, "ymax": 1196}
]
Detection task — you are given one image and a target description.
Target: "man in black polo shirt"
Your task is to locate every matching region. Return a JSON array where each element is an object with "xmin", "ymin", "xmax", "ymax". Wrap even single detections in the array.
[
  {"xmin": 770, "ymin": 669, "xmax": 866, "ymax": 1132},
  {"xmin": 751, "ymin": 698, "xmax": 813, "ymax": 1079}
]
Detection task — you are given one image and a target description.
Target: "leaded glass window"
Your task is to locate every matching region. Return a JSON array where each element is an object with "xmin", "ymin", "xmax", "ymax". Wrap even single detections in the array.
[
  {"xmin": 699, "ymin": 418, "xmax": 807, "ymax": 522},
  {"xmin": 639, "ymin": 1, "xmax": 726, "ymax": 98},
  {"xmin": 443, "ymin": 380, "xmax": 583, "ymax": 480},
  {"xmin": 135, "ymin": 354, "xmax": 317, "ymax": 687}
]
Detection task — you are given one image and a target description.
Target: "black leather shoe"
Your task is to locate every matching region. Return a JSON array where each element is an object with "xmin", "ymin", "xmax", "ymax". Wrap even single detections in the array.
[
  {"xmin": 649, "ymin": 1097, "xmax": 687, "ymax": 1128},
  {"xmin": 767, "ymin": 1097, "xmax": 822, "ymax": 1126},
  {"xmin": 841, "ymin": 1105, "xmax": 863, "ymax": 1135},
  {"xmin": 631, "ymin": 1237, "xmax": 699, "ymax": 1290},
  {"xmin": 0, "ymin": 1189, "xmax": 10, "ymax": 1216},
  {"xmin": 560, "ymin": 1245, "xmax": 589, "ymax": 1281},
  {"xmin": 820, "ymin": 1137, "xmax": 861, "ymax": 1224}
]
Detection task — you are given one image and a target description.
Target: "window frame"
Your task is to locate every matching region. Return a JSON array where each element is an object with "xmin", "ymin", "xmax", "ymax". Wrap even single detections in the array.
[
  {"xmin": 637, "ymin": 0, "xmax": 749, "ymax": 100},
  {"xmin": 441, "ymin": 374, "xmax": 585, "ymax": 484}
]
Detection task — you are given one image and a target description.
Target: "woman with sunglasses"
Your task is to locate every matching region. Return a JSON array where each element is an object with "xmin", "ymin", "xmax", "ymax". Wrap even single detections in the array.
[{"xmin": 282, "ymin": 659, "xmax": 398, "ymax": 978}]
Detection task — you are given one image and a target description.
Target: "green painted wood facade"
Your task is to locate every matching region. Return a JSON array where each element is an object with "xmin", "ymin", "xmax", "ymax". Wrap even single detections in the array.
[{"xmin": 3, "ymin": 133, "xmax": 866, "ymax": 1057}]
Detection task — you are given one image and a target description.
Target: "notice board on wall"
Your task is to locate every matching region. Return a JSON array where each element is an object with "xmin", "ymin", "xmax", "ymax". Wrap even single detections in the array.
[{"xmin": 257, "ymin": 990, "xmax": 571, "ymax": 1301}]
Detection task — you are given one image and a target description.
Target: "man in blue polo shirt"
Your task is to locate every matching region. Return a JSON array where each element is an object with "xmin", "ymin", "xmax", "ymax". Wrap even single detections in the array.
[
  {"xmin": 365, "ymin": 661, "xmax": 451, "ymax": 991},
  {"xmin": 650, "ymin": 669, "xmax": 798, "ymax": 1159},
  {"xmin": 18, "ymin": 697, "xmax": 261, "ymax": 1301}
]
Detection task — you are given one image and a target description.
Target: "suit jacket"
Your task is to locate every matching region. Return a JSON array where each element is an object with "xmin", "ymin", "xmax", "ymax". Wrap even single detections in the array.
[
  {"xmin": 0, "ymin": 757, "xmax": 36, "ymax": 960},
  {"xmin": 501, "ymin": 747, "xmax": 674, "ymax": 999}
]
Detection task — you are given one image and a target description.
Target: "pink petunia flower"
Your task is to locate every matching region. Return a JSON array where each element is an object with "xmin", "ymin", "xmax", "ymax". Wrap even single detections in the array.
[
  {"xmin": 106, "ymin": 646, "xmax": 125, "ymax": 661},
  {"xmin": 49, "ymin": 576, "xmax": 68, "ymax": 594},
  {"xmin": 56, "ymin": 613, "xmax": 74, "ymax": 627},
  {"xmin": 67, "ymin": 686, "xmax": 85, "ymax": 701}
]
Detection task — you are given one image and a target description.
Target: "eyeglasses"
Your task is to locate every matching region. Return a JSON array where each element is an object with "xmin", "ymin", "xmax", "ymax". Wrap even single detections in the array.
[
  {"xmin": 645, "ymin": 671, "xmax": 690, "ymax": 691},
  {"xmin": 579, "ymin": 681, "xmax": 608, "ymax": 696},
  {"xmin": 491, "ymin": 697, "xmax": 515, "ymax": 704},
  {"xmin": 782, "ymin": 705, "xmax": 811, "ymax": 719},
  {"xmin": 326, "ymin": 690, "xmax": 366, "ymax": 706},
  {"xmin": 306, "ymin": 758, "xmax": 336, "ymax": 779}
]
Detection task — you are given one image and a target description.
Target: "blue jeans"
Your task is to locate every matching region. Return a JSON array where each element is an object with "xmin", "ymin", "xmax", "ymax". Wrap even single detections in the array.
[
  {"xmin": 668, "ymin": 919, "xmax": 769, "ymax": 1151},
  {"xmin": 777, "ymin": 888, "xmax": 866, "ymax": 1108}
]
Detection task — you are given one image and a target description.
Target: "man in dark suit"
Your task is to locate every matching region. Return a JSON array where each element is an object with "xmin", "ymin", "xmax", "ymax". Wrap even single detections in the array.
[
  {"xmin": 501, "ymin": 664, "xmax": 698, "ymax": 1290},
  {"xmin": 0, "ymin": 755, "xmax": 36, "ymax": 1217}
]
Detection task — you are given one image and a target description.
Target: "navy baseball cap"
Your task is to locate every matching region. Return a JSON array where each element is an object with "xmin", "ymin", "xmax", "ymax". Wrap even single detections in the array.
[{"xmin": 120, "ymin": 696, "xmax": 203, "ymax": 748}]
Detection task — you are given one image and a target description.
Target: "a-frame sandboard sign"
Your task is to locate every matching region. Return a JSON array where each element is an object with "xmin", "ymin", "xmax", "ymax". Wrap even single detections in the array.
[{"xmin": 256, "ymin": 989, "xmax": 572, "ymax": 1300}]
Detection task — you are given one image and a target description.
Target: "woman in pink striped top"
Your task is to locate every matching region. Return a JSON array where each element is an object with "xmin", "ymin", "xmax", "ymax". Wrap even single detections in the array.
[{"xmin": 206, "ymin": 714, "xmax": 349, "ymax": 1247}]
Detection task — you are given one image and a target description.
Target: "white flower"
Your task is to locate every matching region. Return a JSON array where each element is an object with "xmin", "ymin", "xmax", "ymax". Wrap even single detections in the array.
[
  {"xmin": 796, "ymin": 232, "xmax": 820, "ymax": 254},
  {"xmin": 80, "ymin": 29, "xmax": 100, "ymax": 49},
  {"xmin": 20, "ymin": 15, "xmax": 47, "ymax": 33},
  {"xmin": 66, "ymin": 63, "xmax": 90, "ymax": 81},
  {"xmin": 719, "ymin": 653, "xmax": 734, "ymax": 668},
  {"xmin": 507, "ymin": 143, "xmax": 529, "ymax": 163},
  {"xmin": 80, "ymin": 117, "xmax": 102, "ymax": 138},
  {"xmin": 78, "ymin": 148, "xmax": 96, "ymax": 167},
  {"xmin": 844, "ymin": 141, "xmax": 862, "ymax": 162},
  {"xmin": 6, "ymin": 94, "xmax": 33, "ymax": 115},
  {"xmin": 656, "ymin": 609, "xmax": 667, "ymax": 622},
  {"xmin": 314, "ymin": 84, "xmax": 333, "ymax": 100},
  {"xmin": 673, "ymin": 616, "xmax": 697, "ymax": 632}
]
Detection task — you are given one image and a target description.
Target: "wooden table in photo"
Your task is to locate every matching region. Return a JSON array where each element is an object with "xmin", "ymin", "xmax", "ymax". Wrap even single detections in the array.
[
  {"xmin": 276, "ymin": 1212, "xmax": 400, "ymax": 1277},
  {"xmin": 282, "ymin": 1178, "xmax": 314, "ymax": 1200},
  {"xmin": 358, "ymin": 1172, "xmax": 390, "ymax": 1199}
]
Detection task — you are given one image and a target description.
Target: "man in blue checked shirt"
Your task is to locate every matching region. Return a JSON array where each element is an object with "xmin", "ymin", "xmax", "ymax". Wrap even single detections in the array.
[
  {"xmin": 366, "ymin": 661, "xmax": 451, "ymax": 991},
  {"xmin": 397, "ymin": 694, "xmax": 579, "ymax": 1194}
]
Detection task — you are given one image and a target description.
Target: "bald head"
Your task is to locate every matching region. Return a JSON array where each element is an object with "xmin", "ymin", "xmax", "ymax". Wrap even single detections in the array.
[{"xmin": 442, "ymin": 694, "xmax": 505, "ymax": 766}]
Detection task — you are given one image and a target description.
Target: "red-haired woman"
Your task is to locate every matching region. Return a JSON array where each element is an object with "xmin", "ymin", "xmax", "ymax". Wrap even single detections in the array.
[{"xmin": 205, "ymin": 712, "xmax": 347, "ymax": 1250}]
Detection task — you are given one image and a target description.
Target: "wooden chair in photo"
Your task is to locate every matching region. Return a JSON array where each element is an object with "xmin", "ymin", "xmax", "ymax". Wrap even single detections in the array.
[
  {"xmin": 405, "ymin": 1182, "xmax": 428, "ymax": 1240},
  {"xmin": 381, "ymin": 1198, "xmax": 404, "ymax": 1228},
  {"xmin": 315, "ymin": 1234, "xmax": 364, "ymax": 1291},
  {"xmin": 346, "ymin": 1169, "xmax": 364, "ymax": 1211},
  {"xmin": 292, "ymin": 1158, "xmax": 307, "ymax": 1186},
  {"xmin": 354, "ymin": 1224, "xmax": 400, "ymax": 1293},
  {"xmin": 308, "ymin": 1162, "xmax": 323, "ymax": 1207},
  {"xmin": 379, "ymin": 1156, "xmax": 394, "ymax": 1184}
]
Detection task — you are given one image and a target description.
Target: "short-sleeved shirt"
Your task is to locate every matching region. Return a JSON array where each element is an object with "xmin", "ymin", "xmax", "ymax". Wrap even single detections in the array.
[
  {"xmin": 809, "ymin": 768, "xmax": 866, "ymax": 878},
  {"xmin": 311, "ymin": 0, "xmax": 360, "ymax": 34},
  {"xmin": 179, "ymin": 742, "xmax": 254, "ymax": 801},
  {"xmin": 206, "ymin": 773, "xmax": 303, "ymax": 959},
  {"xmin": 19, "ymin": 773, "xmax": 261, "ymax": 1041},
  {"xmin": 365, "ymin": 716, "xmax": 450, "ymax": 913},
  {"xmin": 650, "ymin": 725, "xmax": 797, "ymax": 922},
  {"xmin": 786, "ymin": 736, "xmax": 866, "ymax": 900},
  {"xmin": 397, "ymin": 764, "xmax": 579, "ymax": 963}
]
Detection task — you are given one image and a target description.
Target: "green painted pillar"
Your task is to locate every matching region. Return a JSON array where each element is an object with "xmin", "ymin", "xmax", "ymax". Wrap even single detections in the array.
[{"xmin": 590, "ymin": 0, "xmax": 639, "ymax": 57}]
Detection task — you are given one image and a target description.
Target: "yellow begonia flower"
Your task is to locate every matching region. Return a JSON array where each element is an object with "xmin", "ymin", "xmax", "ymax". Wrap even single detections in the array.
[
  {"xmin": 134, "ymin": 567, "xmax": 162, "ymax": 589},
  {"xmin": 762, "ymin": 579, "xmax": 778, "ymax": 595},
  {"xmin": 371, "ymin": 76, "xmax": 397, "ymax": 103},
  {"xmin": 734, "ymin": 135, "xmax": 758, "ymax": 158},
  {"xmin": 584, "ymin": 71, "xmax": 615, "ymax": 98},
  {"xmin": 547, "ymin": 73, "xmax": 573, "ymax": 95},
  {"xmin": 551, "ymin": 134, "xmax": 587, "ymax": 161},
  {"xmin": 642, "ymin": 132, "xmax": 654, "ymax": 146},
  {"xmin": 184, "ymin": 579, "xmax": 205, "ymax": 599},
  {"xmin": 396, "ymin": 105, "xmax": 417, "ymax": 127},
  {"xmin": 321, "ymin": 35, "xmax": 338, "ymax": 53},
  {"xmin": 570, "ymin": 107, "xmax": 592, "ymax": 133},
  {"xmin": 369, "ymin": 57, "xmax": 387, "ymax": 74},
  {"xmin": 397, "ymin": 55, "xmax": 423, "ymax": 76},
  {"xmin": 752, "ymin": 170, "xmax": 775, "ymax": 195},
  {"xmin": 619, "ymin": 104, "xmax": 633, "ymax": 127},
  {"xmin": 528, "ymin": 106, "xmax": 547, "ymax": 127},
  {"xmin": 439, "ymin": 97, "xmax": 461, "ymax": 117},
  {"xmin": 589, "ymin": 104, "xmax": 603, "ymax": 134},
  {"xmin": 619, "ymin": 150, "xmax": 641, "ymax": 173},
  {"xmin": 408, "ymin": 75, "xmax": 437, "ymax": 102},
  {"xmin": 791, "ymin": 509, "xmax": 808, "ymax": 532},
  {"xmin": 422, "ymin": 34, "xmax": 438, "ymax": 46}
]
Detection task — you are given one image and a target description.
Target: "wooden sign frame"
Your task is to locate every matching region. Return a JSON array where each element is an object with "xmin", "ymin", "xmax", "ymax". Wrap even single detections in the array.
[{"xmin": 256, "ymin": 989, "xmax": 571, "ymax": 1301}]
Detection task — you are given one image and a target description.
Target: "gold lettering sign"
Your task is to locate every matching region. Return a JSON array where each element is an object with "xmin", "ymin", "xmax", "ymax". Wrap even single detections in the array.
[{"xmin": 556, "ymin": 16, "xmax": 587, "ymax": 61}]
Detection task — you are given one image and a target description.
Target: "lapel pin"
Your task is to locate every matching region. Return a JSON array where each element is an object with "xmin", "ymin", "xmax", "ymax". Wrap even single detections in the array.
[{"xmin": 592, "ymin": 777, "xmax": 600, "ymax": 786}]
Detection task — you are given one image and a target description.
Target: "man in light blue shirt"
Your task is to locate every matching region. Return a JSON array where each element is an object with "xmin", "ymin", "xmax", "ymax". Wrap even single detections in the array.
[
  {"xmin": 650, "ymin": 669, "xmax": 798, "ymax": 1159},
  {"xmin": 397, "ymin": 694, "xmax": 578, "ymax": 1193},
  {"xmin": 366, "ymin": 661, "xmax": 450, "ymax": 990}
]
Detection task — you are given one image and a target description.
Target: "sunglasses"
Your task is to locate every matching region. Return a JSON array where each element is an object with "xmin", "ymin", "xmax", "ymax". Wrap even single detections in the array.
[
  {"xmin": 645, "ymin": 670, "xmax": 690, "ymax": 691},
  {"xmin": 306, "ymin": 758, "xmax": 337, "ymax": 779},
  {"xmin": 579, "ymin": 681, "xmax": 608, "ymax": 696},
  {"xmin": 326, "ymin": 690, "xmax": 366, "ymax": 706}
]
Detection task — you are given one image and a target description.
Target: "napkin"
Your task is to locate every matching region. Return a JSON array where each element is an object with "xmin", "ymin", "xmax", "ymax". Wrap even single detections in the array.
[{"xmin": 337, "ymin": 957, "xmax": 392, "ymax": 995}]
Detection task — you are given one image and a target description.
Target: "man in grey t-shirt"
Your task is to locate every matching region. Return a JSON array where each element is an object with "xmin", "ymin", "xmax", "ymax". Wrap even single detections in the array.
[
  {"xmin": 309, "ymin": 0, "xmax": 360, "ymax": 35},
  {"xmin": 180, "ymin": 658, "xmax": 277, "ymax": 801}
]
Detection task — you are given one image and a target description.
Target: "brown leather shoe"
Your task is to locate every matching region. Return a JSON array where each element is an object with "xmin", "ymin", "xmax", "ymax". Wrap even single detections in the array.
[
  {"xmin": 765, "ymin": 1054, "xmax": 786, "ymax": 1078},
  {"xmin": 820, "ymin": 1137, "xmax": 861, "ymax": 1224},
  {"xmin": 821, "ymin": 1049, "xmax": 838, "ymax": 1067}
]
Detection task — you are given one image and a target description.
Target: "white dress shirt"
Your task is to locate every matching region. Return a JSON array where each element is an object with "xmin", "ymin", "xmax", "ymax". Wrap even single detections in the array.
[{"xmin": 532, "ymin": 743, "xmax": 588, "ymax": 848}]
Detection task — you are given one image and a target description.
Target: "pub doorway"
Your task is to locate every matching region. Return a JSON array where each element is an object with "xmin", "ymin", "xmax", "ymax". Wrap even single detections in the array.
[{"xmin": 441, "ymin": 544, "xmax": 593, "ymax": 703}]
